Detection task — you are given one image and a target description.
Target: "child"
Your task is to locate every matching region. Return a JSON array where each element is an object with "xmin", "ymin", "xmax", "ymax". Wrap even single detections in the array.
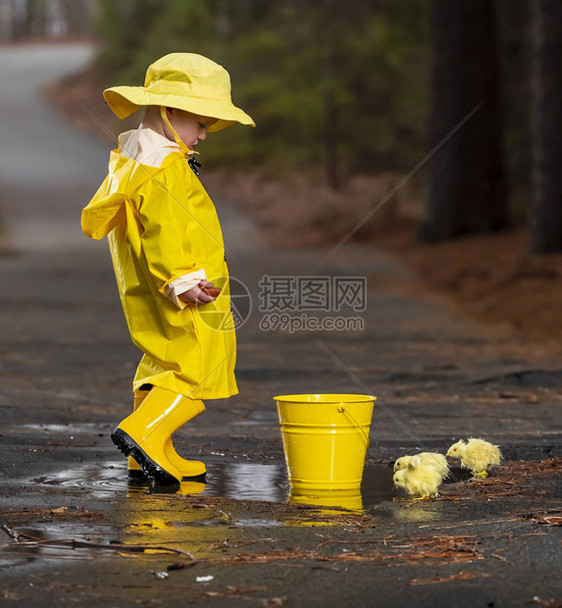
[{"xmin": 81, "ymin": 53, "xmax": 255, "ymax": 486}]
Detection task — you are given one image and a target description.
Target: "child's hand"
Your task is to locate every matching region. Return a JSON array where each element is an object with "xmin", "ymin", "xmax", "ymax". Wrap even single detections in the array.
[{"xmin": 178, "ymin": 280, "xmax": 217, "ymax": 305}]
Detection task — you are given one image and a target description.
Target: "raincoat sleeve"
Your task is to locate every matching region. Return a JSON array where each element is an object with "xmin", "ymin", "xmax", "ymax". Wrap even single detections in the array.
[{"xmin": 137, "ymin": 158, "xmax": 204, "ymax": 309}]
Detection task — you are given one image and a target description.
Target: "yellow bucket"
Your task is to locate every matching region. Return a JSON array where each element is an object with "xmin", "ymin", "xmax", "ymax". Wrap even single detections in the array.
[{"xmin": 274, "ymin": 393, "xmax": 376, "ymax": 491}]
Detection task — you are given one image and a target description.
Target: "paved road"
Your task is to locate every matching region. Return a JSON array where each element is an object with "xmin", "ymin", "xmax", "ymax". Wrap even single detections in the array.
[
  {"xmin": 0, "ymin": 43, "xmax": 109, "ymax": 249},
  {"xmin": 0, "ymin": 43, "xmax": 560, "ymax": 608}
]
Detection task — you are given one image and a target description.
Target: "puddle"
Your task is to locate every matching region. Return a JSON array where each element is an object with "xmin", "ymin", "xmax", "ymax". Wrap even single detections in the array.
[
  {"xmin": 361, "ymin": 466, "xmax": 395, "ymax": 505},
  {"xmin": 30, "ymin": 461, "xmax": 130, "ymax": 497},
  {"xmin": 0, "ymin": 522, "xmax": 119, "ymax": 562},
  {"xmin": 14, "ymin": 422, "xmax": 112, "ymax": 437},
  {"xmin": 29, "ymin": 460, "xmax": 395, "ymax": 508},
  {"xmin": 4, "ymin": 463, "xmax": 397, "ymax": 564},
  {"xmin": 230, "ymin": 518, "xmax": 284, "ymax": 527},
  {"xmin": 231, "ymin": 410, "xmax": 279, "ymax": 427}
]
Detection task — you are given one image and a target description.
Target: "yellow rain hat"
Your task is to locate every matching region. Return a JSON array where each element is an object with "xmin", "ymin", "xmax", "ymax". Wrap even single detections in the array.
[{"xmin": 103, "ymin": 52, "xmax": 255, "ymax": 132}]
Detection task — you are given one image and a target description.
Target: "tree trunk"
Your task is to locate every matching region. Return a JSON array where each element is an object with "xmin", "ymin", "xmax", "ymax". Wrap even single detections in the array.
[
  {"xmin": 28, "ymin": 0, "xmax": 47, "ymax": 38},
  {"xmin": 60, "ymin": 0, "xmax": 94, "ymax": 36},
  {"xmin": 530, "ymin": 0, "xmax": 562, "ymax": 253},
  {"xmin": 496, "ymin": 0, "xmax": 532, "ymax": 219},
  {"xmin": 420, "ymin": 0, "xmax": 507, "ymax": 242},
  {"xmin": 321, "ymin": 0, "xmax": 341, "ymax": 190}
]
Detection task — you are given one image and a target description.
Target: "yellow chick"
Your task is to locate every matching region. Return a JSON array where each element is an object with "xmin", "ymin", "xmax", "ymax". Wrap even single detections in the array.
[
  {"xmin": 393, "ymin": 459, "xmax": 445, "ymax": 498},
  {"xmin": 446, "ymin": 437, "xmax": 502, "ymax": 478},
  {"xmin": 393, "ymin": 452, "xmax": 449, "ymax": 477}
]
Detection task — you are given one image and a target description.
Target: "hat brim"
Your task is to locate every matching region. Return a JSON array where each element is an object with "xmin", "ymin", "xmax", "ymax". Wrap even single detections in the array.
[{"xmin": 103, "ymin": 86, "xmax": 255, "ymax": 132}]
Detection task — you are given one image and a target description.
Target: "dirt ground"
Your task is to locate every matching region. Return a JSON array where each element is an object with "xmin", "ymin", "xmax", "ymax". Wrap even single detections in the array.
[{"xmin": 379, "ymin": 226, "xmax": 562, "ymax": 353}]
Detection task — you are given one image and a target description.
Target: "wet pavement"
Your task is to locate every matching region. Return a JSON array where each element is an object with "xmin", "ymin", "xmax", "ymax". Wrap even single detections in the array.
[{"xmin": 0, "ymin": 43, "xmax": 561, "ymax": 607}]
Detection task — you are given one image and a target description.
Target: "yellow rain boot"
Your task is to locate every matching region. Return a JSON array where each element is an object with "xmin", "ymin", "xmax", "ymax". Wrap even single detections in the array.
[
  {"xmin": 127, "ymin": 389, "xmax": 150, "ymax": 480},
  {"xmin": 112, "ymin": 386, "xmax": 206, "ymax": 485},
  {"xmin": 128, "ymin": 389, "xmax": 206, "ymax": 481}
]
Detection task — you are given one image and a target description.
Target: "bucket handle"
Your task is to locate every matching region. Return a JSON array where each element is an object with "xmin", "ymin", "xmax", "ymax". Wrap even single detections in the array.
[{"xmin": 336, "ymin": 405, "xmax": 370, "ymax": 448}]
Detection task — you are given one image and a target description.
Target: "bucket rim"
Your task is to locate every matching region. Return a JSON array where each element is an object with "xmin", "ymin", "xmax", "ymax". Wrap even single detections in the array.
[{"xmin": 273, "ymin": 393, "xmax": 377, "ymax": 404}]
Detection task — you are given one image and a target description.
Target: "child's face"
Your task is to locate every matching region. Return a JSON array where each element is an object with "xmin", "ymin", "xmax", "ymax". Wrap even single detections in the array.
[{"xmin": 166, "ymin": 108, "xmax": 216, "ymax": 150}]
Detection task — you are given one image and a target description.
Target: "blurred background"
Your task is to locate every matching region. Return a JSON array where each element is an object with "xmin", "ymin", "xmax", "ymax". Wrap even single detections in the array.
[{"xmin": 1, "ymin": 0, "xmax": 561, "ymax": 349}]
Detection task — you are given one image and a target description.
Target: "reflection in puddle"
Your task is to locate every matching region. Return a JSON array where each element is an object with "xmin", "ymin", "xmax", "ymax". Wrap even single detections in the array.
[
  {"xmin": 29, "ymin": 460, "xmax": 395, "ymax": 509},
  {"xmin": 220, "ymin": 462, "xmax": 286, "ymax": 503},
  {"xmin": 392, "ymin": 505, "xmax": 443, "ymax": 523},
  {"xmin": 289, "ymin": 487, "xmax": 363, "ymax": 510}
]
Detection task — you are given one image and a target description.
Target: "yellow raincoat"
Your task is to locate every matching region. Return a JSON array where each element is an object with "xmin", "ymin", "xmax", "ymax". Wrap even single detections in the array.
[{"xmin": 82, "ymin": 134, "xmax": 237, "ymax": 399}]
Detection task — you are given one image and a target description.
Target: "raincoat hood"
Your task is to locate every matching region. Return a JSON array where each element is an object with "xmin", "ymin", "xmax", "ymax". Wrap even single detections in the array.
[
  {"xmin": 103, "ymin": 53, "xmax": 255, "ymax": 132},
  {"xmin": 81, "ymin": 190, "xmax": 128, "ymax": 240}
]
